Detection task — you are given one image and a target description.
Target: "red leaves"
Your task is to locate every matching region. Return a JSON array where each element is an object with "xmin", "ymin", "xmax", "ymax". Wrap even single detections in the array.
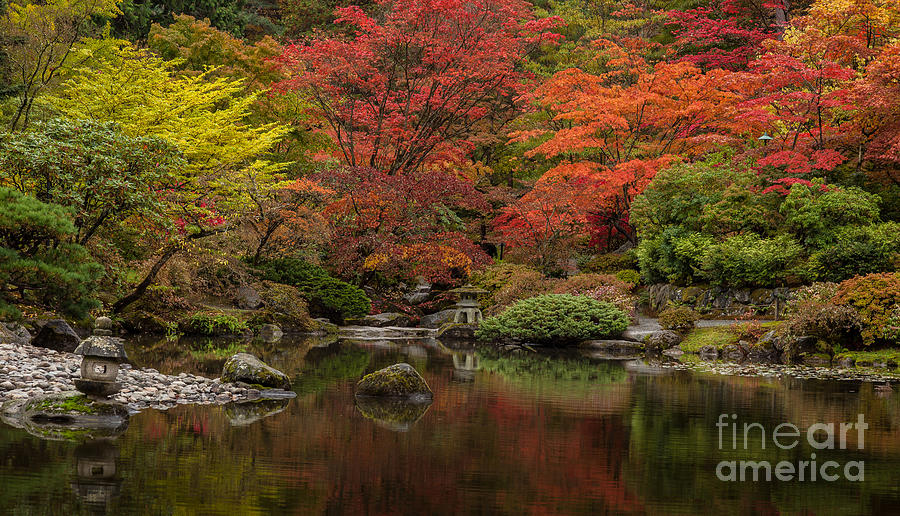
[
  {"xmin": 666, "ymin": 0, "xmax": 775, "ymax": 70},
  {"xmin": 276, "ymin": 0, "xmax": 563, "ymax": 176},
  {"xmin": 315, "ymin": 166, "xmax": 489, "ymax": 284}
]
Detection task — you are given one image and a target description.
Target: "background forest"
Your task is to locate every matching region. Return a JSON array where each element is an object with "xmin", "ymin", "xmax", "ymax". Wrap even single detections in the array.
[{"xmin": 1, "ymin": 0, "xmax": 898, "ymax": 348}]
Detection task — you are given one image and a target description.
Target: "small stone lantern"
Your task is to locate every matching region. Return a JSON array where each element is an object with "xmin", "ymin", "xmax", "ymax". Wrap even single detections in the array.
[
  {"xmin": 449, "ymin": 284, "xmax": 488, "ymax": 324},
  {"xmin": 71, "ymin": 439, "xmax": 122, "ymax": 512},
  {"xmin": 74, "ymin": 317, "xmax": 128, "ymax": 398}
]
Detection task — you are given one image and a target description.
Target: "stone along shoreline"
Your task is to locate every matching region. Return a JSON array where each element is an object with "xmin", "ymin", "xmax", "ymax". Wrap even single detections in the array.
[{"xmin": 0, "ymin": 342, "xmax": 280, "ymax": 411}]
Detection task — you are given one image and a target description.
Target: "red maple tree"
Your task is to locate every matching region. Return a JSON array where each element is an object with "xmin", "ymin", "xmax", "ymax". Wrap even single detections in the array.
[{"xmin": 275, "ymin": 0, "xmax": 563, "ymax": 175}]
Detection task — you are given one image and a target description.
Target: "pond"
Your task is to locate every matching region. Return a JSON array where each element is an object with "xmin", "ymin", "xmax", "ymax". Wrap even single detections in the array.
[{"xmin": 2, "ymin": 335, "xmax": 900, "ymax": 515}]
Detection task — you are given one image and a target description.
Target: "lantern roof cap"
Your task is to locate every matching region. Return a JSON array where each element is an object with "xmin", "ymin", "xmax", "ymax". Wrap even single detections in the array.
[{"xmin": 74, "ymin": 336, "xmax": 128, "ymax": 362}]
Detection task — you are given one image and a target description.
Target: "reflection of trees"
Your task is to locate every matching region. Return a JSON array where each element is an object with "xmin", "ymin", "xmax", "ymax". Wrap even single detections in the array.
[
  {"xmin": 624, "ymin": 373, "xmax": 900, "ymax": 514},
  {"xmin": 477, "ymin": 348, "xmax": 629, "ymax": 396},
  {"xmin": 5, "ymin": 343, "xmax": 900, "ymax": 514},
  {"xmin": 293, "ymin": 343, "xmax": 372, "ymax": 395},
  {"xmin": 0, "ymin": 427, "xmax": 73, "ymax": 513}
]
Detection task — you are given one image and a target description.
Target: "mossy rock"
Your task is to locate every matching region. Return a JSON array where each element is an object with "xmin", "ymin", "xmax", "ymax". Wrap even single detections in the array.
[
  {"xmin": 256, "ymin": 281, "xmax": 314, "ymax": 332},
  {"xmin": 221, "ymin": 353, "xmax": 291, "ymax": 390},
  {"xmin": 750, "ymin": 288, "xmax": 774, "ymax": 304},
  {"xmin": 355, "ymin": 363, "xmax": 433, "ymax": 400},
  {"xmin": 681, "ymin": 286, "xmax": 705, "ymax": 304},
  {"xmin": 355, "ymin": 396, "xmax": 432, "ymax": 432},
  {"xmin": 2, "ymin": 392, "xmax": 129, "ymax": 441}
]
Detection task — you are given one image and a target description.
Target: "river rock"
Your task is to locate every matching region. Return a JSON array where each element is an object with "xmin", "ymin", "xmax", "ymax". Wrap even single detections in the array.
[
  {"xmin": 351, "ymin": 312, "xmax": 412, "ymax": 328},
  {"xmin": 801, "ymin": 353, "xmax": 832, "ymax": 367},
  {"xmin": 698, "ymin": 345, "xmax": 719, "ymax": 358},
  {"xmin": 721, "ymin": 344, "xmax": 745, "ymax": 361},
  {"xmin": 419, "ymin": 309, "xmax": 457, "ymax": 329},
  {"xmin": 235, "ymin": 285, "xmax": 263, "ymax": 310},
  {"xmin": 403, "ymin": 280, "xmax": 432, "ymax": 305},
  {"xmin": 0, "ymin": 322, "xmax": 31, "ymax": 345},
  {"xmin": 436, "ymin": 323, "xmax": 476, "ymax": 340},
  {"xmin": 355, "ymin": 363, "xmax": 432, "ymax": 400},
  {"xmin": 225, "ymin": 398, "xmax": 291, "ymax": 426},
  {"xmin": 94, "ymin": 317, "xmax": 114, "ymax": 331},
  {"xmin": 645, "ymin": 330, "xmax": 682, "ymax": 350},
  {"xmin": 1, "ymin": 392, "xmax": 129, "ymax": 441},
  {"xmin": 32, "ymin": 320, "xmax": 81, "ymax": 352},
  {"xmin": 258, "ymin": 324, "xmax": 283, "ymax": 342},
  {"xmin": 221, "ymin": 353, "xmax": 291, "ymax": 390}
]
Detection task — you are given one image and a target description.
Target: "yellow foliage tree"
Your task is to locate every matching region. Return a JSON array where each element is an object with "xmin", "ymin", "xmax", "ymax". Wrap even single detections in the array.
[
  {"xmin": 46, "ymin": 39, "xmax": 291, "ymax": 311},
  {"xmin": 0, "ymin": 0, "xmax": 120, "ymax": 130},
  {"xmin": 48, "ymin": 40, "xmax": 290, "ymax": 216}
]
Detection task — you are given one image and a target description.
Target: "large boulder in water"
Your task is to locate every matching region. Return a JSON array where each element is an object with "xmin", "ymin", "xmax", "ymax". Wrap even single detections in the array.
[
  {"xmin": 355, "ymin": 363, "xmax": 432, "ymax": 400},
  {"xmin": 645, "ymin": 330, "xmax": 682, "ymax": 351},
  {"xmin": 32, "ymin": 320, "xmax": 80, "ymax": 352},
  {"xmin": 221, "ymin": 353, "xmax": 291, "ymax": 390}
]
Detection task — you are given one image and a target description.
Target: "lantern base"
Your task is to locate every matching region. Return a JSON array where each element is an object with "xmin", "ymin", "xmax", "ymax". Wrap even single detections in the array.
[{"xmin": 74, "ymin": 379, "xmax": 122, "ymax": 398}]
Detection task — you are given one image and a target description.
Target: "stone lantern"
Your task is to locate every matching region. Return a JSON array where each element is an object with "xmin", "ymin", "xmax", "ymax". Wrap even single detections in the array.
[
  {"xmin": 71, "ymin": 439, "xmax": 122, "ymax": 513},
  {"xmin": 74, "ymin": 317, "xmax": 128, "ymax": 398},
  {"xmin": 449, "ymin": 284, "xmax": 488, "ymax": 324}
]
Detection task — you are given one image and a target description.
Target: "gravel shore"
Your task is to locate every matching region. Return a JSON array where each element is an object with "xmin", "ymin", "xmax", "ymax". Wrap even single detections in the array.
[{"xmin": 0, "ymin": 342, "xmax": 275, "ymax": 411}]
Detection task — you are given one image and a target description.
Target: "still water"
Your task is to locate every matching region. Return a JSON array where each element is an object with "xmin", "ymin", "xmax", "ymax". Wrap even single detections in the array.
[{"xmin": 2, "ymin": 336, "xmax": 900, "ymax": 515}]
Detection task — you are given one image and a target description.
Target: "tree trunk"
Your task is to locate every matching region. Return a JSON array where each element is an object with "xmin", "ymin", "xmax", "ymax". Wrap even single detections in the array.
[
  {"xmin": 774, "ymin": 0, "xmax": 791, "ymax": 38},
  {"xmin": 111, "ymin": 246, "xmax": 179, "ymax": 313}
]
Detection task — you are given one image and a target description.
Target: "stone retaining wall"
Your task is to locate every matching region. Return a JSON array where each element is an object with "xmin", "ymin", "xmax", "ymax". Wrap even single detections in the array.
[{"xmin": 648, "ymin": 284, "xmax": 795, "ymax": 318}]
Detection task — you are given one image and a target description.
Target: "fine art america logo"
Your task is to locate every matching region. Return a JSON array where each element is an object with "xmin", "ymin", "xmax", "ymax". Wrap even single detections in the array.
[{"xmin": 715, "ymin": 414, "xmax": 867, "ymax": 482}]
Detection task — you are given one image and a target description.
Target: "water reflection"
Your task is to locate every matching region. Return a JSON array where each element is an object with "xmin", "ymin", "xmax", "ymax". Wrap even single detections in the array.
[
  {"xmin": 71, "ymin": 439, "xmax": 121, "ymax": 515},
  {"xmin": 224, "ymin": 398, "xmax": 292, "ymax": 427},
  {"xmin": 354, "ymin": 396, "xmax": 432, "ymax": 432},
  {"xmin": 2, "ymin": 336, "xmax": 900, "ymax": 515}
]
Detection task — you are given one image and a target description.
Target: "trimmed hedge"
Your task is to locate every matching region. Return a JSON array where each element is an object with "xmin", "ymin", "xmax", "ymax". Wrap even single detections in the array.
[{"xmin": 476, "ymin": 294, "xmax": 629, "ymax": 345}]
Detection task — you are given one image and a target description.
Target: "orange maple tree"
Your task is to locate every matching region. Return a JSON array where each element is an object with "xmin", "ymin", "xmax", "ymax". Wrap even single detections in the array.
[{"xmin": 500, "ymin": 38, "xmax": 748, "ymax": 255}]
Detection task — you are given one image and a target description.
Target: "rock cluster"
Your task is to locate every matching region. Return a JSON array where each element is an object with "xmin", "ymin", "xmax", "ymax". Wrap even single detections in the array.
[{"xmin": 0, "ymin": 343, "xmax": 292, "ymax": 412}]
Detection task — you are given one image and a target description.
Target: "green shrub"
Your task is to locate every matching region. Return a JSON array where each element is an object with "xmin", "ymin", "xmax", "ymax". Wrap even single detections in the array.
[
  {"xmin": 182, "ymin": 312, "xmax": 248, "ymax": 336},
  {"xmin": 701, "ymin": 233, "xmax": 804, "ymax": 287},
  {"xmin": 809, "ymin": 223, "xmax": 900, "ymax": 282},
  {"xmin": 657, "ymin": 306, "xmax": 700, "ymax": 331},
  {"xmin": 476, "ymin": 294, "xmax": 629, "ymax": 345},
  {"xmin": 834, "ymin": 273, "xmax": 900, "ymax": 346},
  {"xmin": 631, "ymin": 154, "xmax": 752, "ymax": 238},
  {"xmin": 615, "ymin": 269, "xmax": 641, "ymax": 287},
  {"xmin": 635, "ymin": 228, "xmax": 712, "ymax": 285},
  {"xmin": 579, "ymin": 253, "xmax": 636, "ymax": 273},
  {"xmin": 0, "ymin": 188, "xmax": 102, "ymax": 318},
  {"xmin": 254, "ymin": 258, "xmax": 370, "ymax": 322},
  {"xmin": 781, "ymin": 182, "xmax": 881, "ymax": 246}
]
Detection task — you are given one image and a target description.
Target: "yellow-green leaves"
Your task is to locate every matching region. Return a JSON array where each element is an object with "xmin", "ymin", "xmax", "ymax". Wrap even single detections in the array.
[{"xmin": 49, "ymin": 40, "xmax": 290, "ymax": 215}]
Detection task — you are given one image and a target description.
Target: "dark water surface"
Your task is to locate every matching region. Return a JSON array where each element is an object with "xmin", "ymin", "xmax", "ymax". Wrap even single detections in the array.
[{"xmin": 2, "ymin": 336, "xmax": 900, "ymax": 515}]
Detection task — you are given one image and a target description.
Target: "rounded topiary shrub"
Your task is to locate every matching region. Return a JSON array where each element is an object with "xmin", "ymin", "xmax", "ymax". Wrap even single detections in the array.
[
  {"xmin": 658, "ymin": 306, "xmax": 700, "ymax": 331},
  {"xmin": 476, "ymin": 294, "xmax": 629, "ymax": 345}
]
